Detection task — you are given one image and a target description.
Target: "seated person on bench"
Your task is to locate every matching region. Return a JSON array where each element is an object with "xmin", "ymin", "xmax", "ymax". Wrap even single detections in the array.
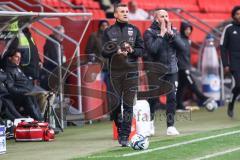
[
  {"xmin": 5, "ymin": 49, "xmax": 43, "ymax": 121},
  {"xmin": 0, "ymin": 68, "xmax": 23, "ymax": 121}
]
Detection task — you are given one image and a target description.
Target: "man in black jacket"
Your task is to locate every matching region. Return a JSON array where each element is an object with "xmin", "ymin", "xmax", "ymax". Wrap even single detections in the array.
[
  {"xmin": 102, "ymin": 3, "xmax": 144, "ymax": 146},
  {"xmin": 144, "ymin": 9, "xmax": 185, "ymax": 136},
  {"xmin": 0, "ymin": 69, "xmax": 23, "ymax": 121},
  {"xmin": 220, "ymin": 6, "xmax": 240, "ymax": 118},
  {"xmin": 5, "ymin": 50, "xmax": 43, "ymax": 121},
  {"xmin": 176, "ymin": 22, "xmax": 212, "ymax": 111}
]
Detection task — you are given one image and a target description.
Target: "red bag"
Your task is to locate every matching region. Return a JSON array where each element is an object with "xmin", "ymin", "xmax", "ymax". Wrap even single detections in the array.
[{"xmin": 14, "ymin": 121, "xmax": 55, "ymax": 142}]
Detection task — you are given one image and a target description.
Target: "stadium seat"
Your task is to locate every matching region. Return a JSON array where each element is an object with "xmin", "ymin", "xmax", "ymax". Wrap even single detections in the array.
[
  {"xmin": 88, "ymin": 9, "xmax": 106, "ymax": 19},
  {"xmin": 198, "ymin": 0, "xmax": 239, "ymax": 13}
]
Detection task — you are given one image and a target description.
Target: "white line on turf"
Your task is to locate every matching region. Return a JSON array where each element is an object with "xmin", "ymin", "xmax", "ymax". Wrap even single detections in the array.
[
  {"xmin": 192, "ymin": 146, "xmax": 240, "ymax": 160},
  {"xmin": 87, "ymin": 130, "xmax": 240, "ymax": 158},
  {"xmin": 123, "ymin": 130, "xmax": 240, "ymax": 157}
]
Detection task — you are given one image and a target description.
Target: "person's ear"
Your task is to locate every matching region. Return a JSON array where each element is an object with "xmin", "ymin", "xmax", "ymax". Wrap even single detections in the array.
[{"xmin": 114, "ymin": 12, "xmax": 118, "ymax": 19}]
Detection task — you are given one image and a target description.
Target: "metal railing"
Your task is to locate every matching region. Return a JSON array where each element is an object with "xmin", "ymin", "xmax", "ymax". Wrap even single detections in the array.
[
  {"xmin": 37, "ymin": 0, "xmax": 87, "ymax": 21},
  {"xmin": 0, "ymin": 1, "xmax": 92, "ymax": 114},
  {"xmin": 174, "ymin": 8, "xmax": 222, "ymax": 36},
  {"xmin": 167, "ymin": 8, "xmax": 221, "ymax": 41},
  {"xmin": 19, "ymin": 0, "xmax": 44, "ymax": 12},
  {"xmin": 0, "ymin": 9, "xmax": 92, "ymax": 128}
]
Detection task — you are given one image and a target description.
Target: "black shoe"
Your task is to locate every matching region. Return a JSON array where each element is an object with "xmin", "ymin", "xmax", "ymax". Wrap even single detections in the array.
[
  {"xmin": 227, "ymin": 102, "xmax": 234, "ymax": 118},
  {"xmin": 119, "ymin": 136, "xmax": 129, "ymax": 147}
]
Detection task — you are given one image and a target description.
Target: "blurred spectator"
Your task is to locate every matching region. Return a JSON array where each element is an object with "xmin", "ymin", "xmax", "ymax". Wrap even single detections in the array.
[
  {"xmin": 85, "ymin": 19, "xmax": 111, "ymax": 106},
  {"xmin": 128, "ymin": 0, "xmax": 149, "ymax": 20},
  {"xmin": 99, "ymin": 0, "xmax": 121, "ymax": 18},
  {"xmin": 86, "ymin": 20, "xmax": 109, "ymax": 57},
  {"xmin": 5, "ymin": 49, "xmax": 43, "ymax": 121},
  {"xmin": 43, "ymin": 25, "xmax": 65, "ymax": 72},
  {"xmin": 176, "ymin": 22, "xmax": 212, "ymax": 111},
  {"xmin": 42, "ymin": 25, "xmax": 65, "ymax": 90},
  {"xmin": 86, "ymin": 20, "xmax": 109, "ymax": 64},
  {"xmin": 19, "ymin": 27, "xmax": 42, "ymax": 85}
]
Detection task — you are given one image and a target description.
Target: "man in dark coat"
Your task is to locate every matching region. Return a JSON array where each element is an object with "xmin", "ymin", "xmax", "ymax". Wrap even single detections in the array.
[
  {"xmin": 144, "ymin": 9, "xmax": 185, "ymax": 136},
  {"xmin": 220, "ymin": 6, "xmax": 240, "ymax": 117},
  {"xmin": 42, "ymin": 25, "xmax": 65, "ymax": 90},
  {"xmin": 5, "ymin": 50, "xmax": 43, "ymax": 121},
  {"xmin": 176, "ymin": 22, "xmax": 212, "ymax": 111},
  {"xmin": 0, "ymin": 68, "xmax": 23, "ymax": 121}
]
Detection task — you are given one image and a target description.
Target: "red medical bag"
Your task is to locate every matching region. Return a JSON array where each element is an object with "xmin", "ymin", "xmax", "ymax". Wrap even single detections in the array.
[{"xmin": 14, "ymin": 121, "xmax": 55, "ymax": 141}]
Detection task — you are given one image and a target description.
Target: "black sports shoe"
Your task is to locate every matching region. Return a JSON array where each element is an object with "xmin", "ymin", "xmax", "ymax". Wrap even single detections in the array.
[
  {"xmin": 119, "ymin": 136, "xmax": 129, "ymax": 147},
  {"xmin": 227, "ymin": 102, "xmax": 234, "ymax": 118}
]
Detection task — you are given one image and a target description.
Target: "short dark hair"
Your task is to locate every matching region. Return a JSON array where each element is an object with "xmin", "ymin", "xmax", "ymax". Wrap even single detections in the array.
[
  {"xmin": 4, "ymin": 37, "xmax": 19, "ymax": 57},
  {"xmin": 98, "ymin": 20, "xmax": 109, "ymax": 29},
  {"xmin": 114, "ymin": 3, "xmax": 127, "ymax": 13},
  {"xmin": 231, "ymin": 6, "xmax": 240, "ymax": 18},
  {"xmin": 8, "ymin": 48, "xmax": 22, "ymax": 58}
]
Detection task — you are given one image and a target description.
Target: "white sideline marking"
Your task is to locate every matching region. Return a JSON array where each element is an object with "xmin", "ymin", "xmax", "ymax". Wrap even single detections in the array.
[
  {"xmin": 87, "ymin": 130, "xmax": 240, "ymax": 159},
  {"xmin": 123, "ymin": 130, "xmax": 240, "ymax": 157},
  {"xmin": 192, "ymin": 146, "xmax": 240, "ymax": 160}
]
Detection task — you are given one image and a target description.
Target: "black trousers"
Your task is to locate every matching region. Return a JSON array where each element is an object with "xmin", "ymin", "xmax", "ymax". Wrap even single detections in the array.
[
  {"xmin": 110, "ymin": 71, "xmax": 138, "ymax": 138},
  {"xmin": 14, "ymin": 95, "xmax": 43, "ymax": 121},
  {"xmin": 176, "ymin": 69, "xmax": 208, "ymax": 109},
  {"xmin": 148, "ymin": 73, "xmax": 177, "ymax": 127},
  {"xmin": 230, "ymin": 71, "xmax": 240, "ymax": 105},
  {"xmin": 0, "ymin": 96, "xmax": 23, "ymax": 121}
]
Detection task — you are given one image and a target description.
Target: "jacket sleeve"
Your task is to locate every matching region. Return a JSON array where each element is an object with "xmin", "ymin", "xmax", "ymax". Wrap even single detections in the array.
[
  {"xmin": 5, "ymin": 72, "xmax": 30, "ymax": 95},
  {"xmin": 101, "ymin": 29, "xmax": 113, "ymax": 58},
  {"xmin": 143, "ymin": 29, "xmax": 164, "ymax": 56},
  {"xmin": 85, "ymin": 33, "xmax": 95, "ymax": 55},
  {"xmin": 171, "ymin": 31, "xmax": 186, "ymax": 53},
  {"xmin": 220, "ymin": 25, "xmax": 230, "ymax": 67},
  {"xmin": 0, "ymin": 71, "xmax": 7, "ymax": 82},
  {"xmin": 44, "ymin": 40, "xmax": 58, "ymax": 69},
  {"xmin": 128, "ymin": 28, "xmax": 144, "ymax": 58}
]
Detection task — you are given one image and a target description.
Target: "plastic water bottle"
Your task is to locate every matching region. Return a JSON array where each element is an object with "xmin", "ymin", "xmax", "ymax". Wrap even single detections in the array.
[
  {"xmin": 0, "ymin": 125, "xmax": 6, "ymax": 155},
  {"xmin": 201, "ymin": 35, "xmax": 220, "ymax": 102}
]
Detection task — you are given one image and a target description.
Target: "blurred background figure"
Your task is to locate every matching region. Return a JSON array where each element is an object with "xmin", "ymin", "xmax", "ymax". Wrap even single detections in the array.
[
  {"xmin": 99, "ymin": 0, "xmax": 121, "ymax": 18},
  {"xmin": 128, "ymin": 0, "xmax": 149, "ymax": 20},
  {"xmin": 176, "ymin": 21, "xmax": 212, "ymax": 112},
  {"xmin": 42, "ymin": 25, "xmax": 65, "ymax": 90},
  {"xmin": 144, "ymin": 9, "xmax": 185, "ymax": 136},
  {"xmin": 85, "ymin": 20, "xmax": 110, "ymax": 91},
  {"xmin": 86, "ymin": 20, "xmax": 109, "ymax": 62},
  {"xmin": 0, "ymin": 62, "xmax": 23, "ymax": 121}
]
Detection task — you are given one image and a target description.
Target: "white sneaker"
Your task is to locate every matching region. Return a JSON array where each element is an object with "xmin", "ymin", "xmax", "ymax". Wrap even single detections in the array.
[
  {"xmin": 150, "ymin": 120, "xmax": 155, "ymax": 136},
  {"xmin": 166, "ymin": 126, "xmax": 180, "ymax": 136}
]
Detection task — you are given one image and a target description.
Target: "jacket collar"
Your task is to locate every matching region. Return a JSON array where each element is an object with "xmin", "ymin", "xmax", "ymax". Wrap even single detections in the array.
[
  {"xmin": 6, "ymin": 59, "xmax": 18, "ymax": 68},
  {"xmin": 232, "ymin": 20, "xmax": 240, "ymax": 26},
  {"xmin": 150, "ymin": 21, "xmax": 161, "ymax": 30},
  {"xmin": 50, "ymin": 34, "xmax": 61, "ymax": 43}
]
